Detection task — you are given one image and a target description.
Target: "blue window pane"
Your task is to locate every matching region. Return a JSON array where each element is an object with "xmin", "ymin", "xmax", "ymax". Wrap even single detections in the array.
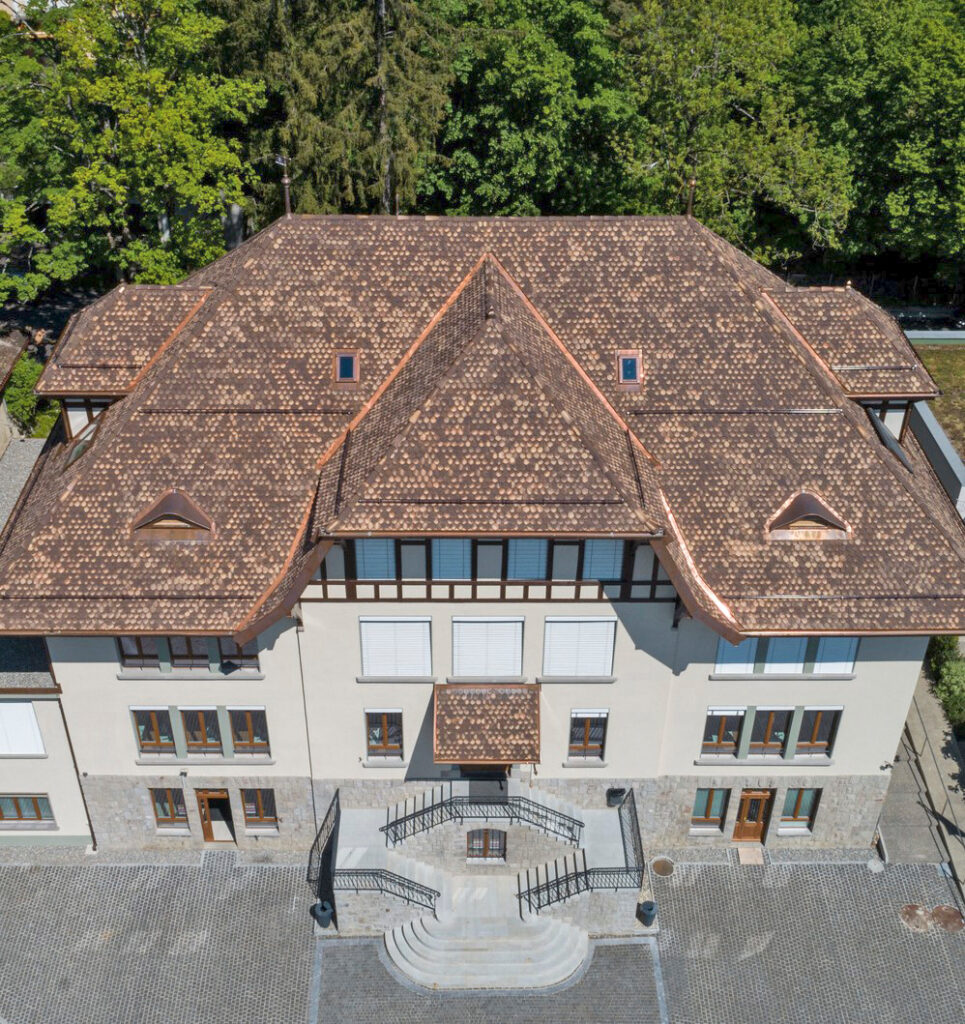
[
  {"xmin": 693, "ymin": 789, "xmax": 710, "ymax": 817},
  {"xmin": 582, "ymin": 539, "xmax": 623, "ymax": 580},
  {"xmin": 431, "ymin": 539, "xmax": 471, "ymax": 579},
  {"xmin": 354, "ymin": 539, "xmax": 395, "ymax": 579},
  {"xmin": 337, "ymin": 354, "xmax": 356, "ymax": 380},
  {"xmin": 506, "ymin": 539, "xmax": 547, "ymax": 579},
  {"xmin": 620, "ymin": 356, "xmax": 638, "ymax": 382}
]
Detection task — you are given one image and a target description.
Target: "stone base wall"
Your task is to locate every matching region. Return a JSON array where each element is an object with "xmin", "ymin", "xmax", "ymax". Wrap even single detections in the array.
[
  {"xmin": 328, "ymin": 891, "xmax": 423, "ymax": 937},
  {"xmin": 540, "ymin": 888, "xmax": 651, "ymax": 937},
  {"xmin": 397, "ymin": 821, "xmax": 576, "ymax": 874}
]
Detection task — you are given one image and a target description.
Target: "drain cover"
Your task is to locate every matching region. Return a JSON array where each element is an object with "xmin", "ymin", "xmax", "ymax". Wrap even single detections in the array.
[
  {"xmin": 651, "ymin": 857, "xmax": 674, "ymax": 877},
  {"xmin": 899, "ymin": 904, "xmax": 931, "ymax": 932},
  {"xmin": 931, "ymin": 905, "xmax": 965, "ymax": 932}
]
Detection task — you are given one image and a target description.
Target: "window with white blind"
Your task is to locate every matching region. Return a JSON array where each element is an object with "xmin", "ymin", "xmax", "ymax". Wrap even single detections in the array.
[
  {"xmin": 542, "ymin": 618, "xmax": 616, "ymax": 677},
  {"xmin": 452, "ymin": 618, "xmax": 523, "ymax": 677},
  {"xmin": 359, "ymin": 618, "xmax": 432, "ymax": 677},
  {"xmin": 814, "ymin": 637, "xmax": 858, "ymax": 675},
  {"xmin": 0, "ymin": 702, "xmax": 45, "ymax": 756},
  {"xmin": 763, "ymin": 637, "xmax": 807, "ymax": 674},
  {"xmin": 715, "ymin": 637, "xmax": 757, "ymax": 674}
]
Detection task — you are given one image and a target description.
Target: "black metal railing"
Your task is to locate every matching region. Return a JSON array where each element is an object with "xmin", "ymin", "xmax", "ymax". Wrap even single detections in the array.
[
  {"xmin": 333, "ymin": 868, "xmax": 440, "ymax": 912},
  {"xmin": 381, "ymin": 791, "xmax": 584, "ymax": 847},
  {"xmin": 307, "ymin": 790, "xmax": 340, "ymax": 898},
  {"xmin": 618, "ymin": 788, "xmax": 645, "ymax": 872}
]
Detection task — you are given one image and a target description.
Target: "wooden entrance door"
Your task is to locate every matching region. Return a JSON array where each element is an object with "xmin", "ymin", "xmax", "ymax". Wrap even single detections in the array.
[
  {"xmin": 733, "ymin": 789, "xmax": 773, "ymax": 842},
  {"xmin": 196, "ymin": 789, "xmax": 234, "ymax": 843}
]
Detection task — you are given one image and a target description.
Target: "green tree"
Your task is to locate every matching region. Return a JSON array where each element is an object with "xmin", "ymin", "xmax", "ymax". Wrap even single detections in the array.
[
  {"xmin": 2, "ymin": 352, "xmax": 58, "ymax": 436},
  {"xmin": 0, "ymin": 0, "xmax": 264, "ymax": 301},
  {"xmin": 936, "ymin": 659, "xmax": 965, "ymax": 730}
]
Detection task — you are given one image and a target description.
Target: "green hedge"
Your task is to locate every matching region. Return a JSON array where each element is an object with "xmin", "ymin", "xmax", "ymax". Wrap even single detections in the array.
[
  {"xmin": 927, "ymin": 636, "xmax": 965, "ymax": 730},
  {"xmin": 2, "ymin": 353, "xmax": 59, "ymax": 438}
]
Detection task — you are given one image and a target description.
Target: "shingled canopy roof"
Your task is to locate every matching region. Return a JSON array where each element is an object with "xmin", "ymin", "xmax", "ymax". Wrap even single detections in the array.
[
  {"xmin": 0, "ymin": 215, "xmax": 962, "ymax": 640},
  {"xmin": 433, "ymin": 683, "xmax": 541, "ymax": 764}
]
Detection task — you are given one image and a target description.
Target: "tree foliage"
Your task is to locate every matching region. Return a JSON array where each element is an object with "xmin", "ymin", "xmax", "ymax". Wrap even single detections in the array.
[{"xmin": 2, "ymin": 352, "xmax": 58, "ymax": 435}]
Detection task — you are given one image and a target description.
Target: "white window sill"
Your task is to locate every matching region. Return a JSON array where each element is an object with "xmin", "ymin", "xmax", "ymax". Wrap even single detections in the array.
[
  {"xmin": 709, "ymin": 673, "xmax": 854, "ymax": 681},
  {"xmin": 562, "ymin": 759, "xmax": 609, "ymax": 769},
  {"xmin": 446, "ymin": 676, "xmax": 526, "ymax": 684},
  {"xmin": 0, "ymin": 753, "xmax": 47, "ymax": 759},
  {"xmin": 0, "ymin": 821, "xmax": 57, "ymax": 831},
  {"xmin": 466, "ymin": 858, "xmax": 506, "ymax": 864},
  {"xmin": 777, "ymin": 827, "xmax": 813, "ymax": 836},
  {"xmin": 356, "ymin": 676, "xmax": 436, "ymax": 684},
  {"xmin": 117, "ymin": 671, "xmax": 265, "ymax": 681},
  {"xmin": 694, "ymin": 756, "xmax": 833, "ymax": 768},
  {"xmin": 155, "ymin": 827, "xmax": 191, "ymax": 836},
  {"xmin": 361, "ymin": 758, "xmax": 407, "ymax": 769},
  {"xmin": 688, "ymin": 826, "xmax": 724, "ymax": 837},
  {"xmin": 537, "ymin": 676, "xmax": 616, "ymax": 684},
  {"xmin": 244, "ymin": 826, "xmax": 280, "ymax": 835},
  {"xmin": 135, "ymin": 756, "xmax": 275, "ymax": 766}
]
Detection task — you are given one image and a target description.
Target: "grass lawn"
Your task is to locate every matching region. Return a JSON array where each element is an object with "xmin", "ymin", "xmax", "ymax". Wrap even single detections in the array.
[{"xmin": 916, "ymin": 345, "xmax": 965, "ymax": 458}]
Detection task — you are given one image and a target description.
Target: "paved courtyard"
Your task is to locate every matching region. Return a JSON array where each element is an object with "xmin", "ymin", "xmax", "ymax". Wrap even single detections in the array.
[{"xmin": 0, "ymin": 848, "xmax": 962, "ymax": 1024}]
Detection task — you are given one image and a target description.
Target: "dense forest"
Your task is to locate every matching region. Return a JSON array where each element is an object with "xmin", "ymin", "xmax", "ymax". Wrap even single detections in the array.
[{"xmin": 1, "ymin": 0, "xmax": 963, "ymax": 305}]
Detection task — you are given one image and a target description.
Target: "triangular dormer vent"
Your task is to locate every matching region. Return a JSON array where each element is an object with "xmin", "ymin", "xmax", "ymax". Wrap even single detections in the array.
[
  {"xmin": 766, "ymin": 491, "xmax": 850, "ymax": 541},
  {"xmin": 132, "ymin": 490, "xmax": 213, "ymax": 541}
]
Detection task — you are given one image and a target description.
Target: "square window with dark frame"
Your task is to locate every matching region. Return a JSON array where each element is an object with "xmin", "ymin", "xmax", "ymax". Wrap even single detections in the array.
[
  {"xmin": 781, "ymin": 788, "xmax": 820, "ymax": 830},
  {"xmin": 169, "ymin": 636, "xmax": 210, "ymax": 670},
  {"xmin": 151, "ymin": 787, "xmax": 187, "ymax": 828},
  {"xmin": 617, "ymin": 350, "xmax": 642, "ymax": 386},
  {"xmin": 467, "ymin": 828, "xmax": 506, "ymax": 859},
  {"xmin": 701, "ymin": 711, "xmax": 743, "ymax": 755},
  {"xmin": 132, "ymin": 709, "xmax": 175, "ymax": 754},
  {"xmin": 180, "ymin": 709, "xmax": 222, "ymax": 754},
  {"xmin": 229, "ymin": 709, "xmax": 270, "ymax": 754},
  {"xmin": 335, "ymin": 351, "xmax": 359, "ymax": 383},
  {"xmin": 217, "ymin": 637, "xmax": 259, "ymax": 671},
  {"xmin": 242, "ymin": 788, "xmax": 278, "ymax": 828},
  {"xmin": 366, "ymin": 711, "xmax": 402, "ymax": 757},
  {"xmin": 0, "ymin": 794, "xmax": 54, "ymax": 823},
  {"xmin": 749, "ymin": 709, "xmax": 792, "ymax": 755},
  {"xmin": 568, "ymin": 714, "xmax": 607, "ymax": 758},
  {"xmin": 118, "ymin": 636, "xmax": 160, "ymax": 670},
  {"xmin": 795, "ymin": 709, "xmax": 841, "ymax": 756},
  {"xmin": 691, "ymin": 788, "xmax": 729, "ymax": 830}
]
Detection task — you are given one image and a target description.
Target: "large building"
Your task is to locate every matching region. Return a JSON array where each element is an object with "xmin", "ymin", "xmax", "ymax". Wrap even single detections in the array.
[{"xmin": 1, "ymin": 216, "xmax": 963, "ymax": 976}]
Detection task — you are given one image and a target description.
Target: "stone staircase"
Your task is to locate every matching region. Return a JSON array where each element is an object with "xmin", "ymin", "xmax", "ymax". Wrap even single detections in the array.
[{"xmin": 384, "ymin": 873, "xmax": 589, "ymax": 990}]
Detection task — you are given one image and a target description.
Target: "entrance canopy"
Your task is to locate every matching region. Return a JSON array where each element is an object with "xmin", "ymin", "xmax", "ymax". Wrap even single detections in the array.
[{"xmin": 433, "ymin": 683, "xmax": 540, "ymax": 765}]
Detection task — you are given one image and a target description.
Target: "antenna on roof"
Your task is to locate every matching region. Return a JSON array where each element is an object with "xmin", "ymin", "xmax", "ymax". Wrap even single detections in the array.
[
  {"xmin": 686, "ymin": 177, "xmax": 697, "ymax": 218},
  {"xmin": 274, "ymin": 154, "xmax": 292, "ymax": 218}
]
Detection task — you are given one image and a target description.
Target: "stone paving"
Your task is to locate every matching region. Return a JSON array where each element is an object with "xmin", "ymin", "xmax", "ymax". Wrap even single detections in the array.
[{"xmin": 1, "ymin": 848, "xmax": 963, "ymax": 1024}]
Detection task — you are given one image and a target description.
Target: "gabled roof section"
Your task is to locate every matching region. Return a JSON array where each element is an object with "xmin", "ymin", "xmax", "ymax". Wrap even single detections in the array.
[
  {"xmin": 37, "ymin": 285, "xmax": 212, "ymax": 395},
  {"xmin": 131, "ymin": 489, "xmax": 214, "ymax": 535},
  {"xmin": 766, "ymin": 287, "xmax": 937, "ymax": 399},
  {"xmin": 314, "ymin": 255, "xmax": 664, "ymax": 536}
]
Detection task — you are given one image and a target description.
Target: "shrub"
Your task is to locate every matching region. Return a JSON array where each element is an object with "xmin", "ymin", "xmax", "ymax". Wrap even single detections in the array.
[
  {"xmin": 2, "ymin": 353, "xmax": 59, "ymax": 438},
  {"xmin": 935, "ymin": 660, "xmax": 965, "ymax": 730},
  {"xmin": 926, "ymin": 635, "xmax": 960, "ymax": 682}
]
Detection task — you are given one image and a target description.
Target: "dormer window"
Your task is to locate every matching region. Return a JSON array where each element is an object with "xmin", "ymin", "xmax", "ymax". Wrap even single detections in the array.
[
  {"xmin": 335, "ymin": 351, "xmax": 359, "ymax": 384},
  {"xmin": 132, "ymin": 490, "xmax": 213, "ymax": 542},
  {"xmin": 616, "ymin": 350, "xmax": 642, "ymax": 389},
  {"xmin": 865, "ymin": 400, "xmax": 909, "ymax": 442},
  {"xmin": 767, "ymin": 492, "xmax": 850, "ymax": 541},
  {"xmin": 63, "ymin": 398, "xmax": 111, "ymax": 440}
]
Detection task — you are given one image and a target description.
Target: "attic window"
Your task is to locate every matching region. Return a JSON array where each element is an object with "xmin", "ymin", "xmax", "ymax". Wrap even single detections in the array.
[
  {"xmin": 132, "ymin": 490, "xmax": 213, "ymax": 542},
  {"xmin": 767, "ymin": 492, "xmax": 850, "ymax": 541},
  {"xmin": 335, "ymin": 351, "xmax": 359, "ymax": 383},
  {"xmin": 617, "ymin": 350, "xmax": 642, "ymax": 388}
]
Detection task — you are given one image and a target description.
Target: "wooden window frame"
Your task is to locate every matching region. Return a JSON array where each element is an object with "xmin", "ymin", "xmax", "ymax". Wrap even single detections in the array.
[
  {"xmin": 691, "ymin": 787, "xmax": 729, "ymax": 829},
  {"xmin": 229, "ymin": 709, "xmax": 270, "ymax": 754},
  {"xmin": 568, "ymin": 714, "xmax": 608, "ymax": 758},
  {"xmin": 781, "ymin": 788, "xmax": 820, "ymax": 828},
  {"xmin": 62, "ymin": 398, "xmax": 110, "ymax": 440},
  {"xmin": 701, "ymin": 712, "xmax": 742, "ymax": 754},
  {"xmin": 241, "ymin": 788, "xmax": 278, "ymax": 827},
  {"xmin": 118, "ymin": 636, "xmax": 161, "ymax": 670},
  {"xmin": 180, "ymin": 709, "xmax": 222, "ymax": 754},
  {"xmin": 334, "ymin": 350, "xmax": 360, "ymax": 384},
  {"xmin": 366, "ymin": 711, "xmax": 402, "ymax": 756},
  {"xmin": 467, "ymin": 827, "xmax": 506, "ymax": 859},
  {"xmin": 150, "ymin": 787, "xmax": 187, "ymax": 827},
  {"xmin": 132, "ymin": 709, "xmax": 175, "ymax": 754},
  {"xmin": 795, "ymin": 709, "xmax": 841, "ymax": 756},
  {"xmin": 0, "ymin": 794, "xmax": 54, "ymax": 822},
  {"xmin": 217, "ymin": 637, "xmax": 259, "ymax": 671},
  {"xmin": 748, "ymin": 709, "xmax": 792, "ymax": 755},
  {"xmin": 168, "ymin": 636, "xmax": 210, "ymax": 670}
]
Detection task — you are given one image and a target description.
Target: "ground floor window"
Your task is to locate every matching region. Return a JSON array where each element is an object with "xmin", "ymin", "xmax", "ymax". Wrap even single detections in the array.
[
  {"xmin": 0, "ymin": 794, "xmax": 54, "ymax": 823},
  {"xmin": 242, "ymin": 789, "xmax": 278, "ymax": 827},
  {"xmin": 366, "ymin": 710, "xmax": 403, "ymax": 756},
  {"xmin": 691, "ymin": 788, "xmax": 729, "ymax": 830},
  {"xmin": 568, "ymin": 711, "xmax": 608, "ymax": 758},
  {"xmin": 151, "ymin": 787, "xmax": 188, "ymax": 828},
  {"xmin": 467, "ymin": 828, "xmax": 506, "ymax": 860},
  {"xmin": 781, "ymin": 788, "xmax": 820, "ymax": 831}
]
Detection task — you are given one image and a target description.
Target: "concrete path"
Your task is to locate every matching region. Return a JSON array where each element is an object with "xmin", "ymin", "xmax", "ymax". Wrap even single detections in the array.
[
  {"xmin": 0, "ymin": 436, "xmax": 44, "ymax": 528},
  {"xmin": 880, "ymin": 728, "xmax": 948, "ymax": 864}
]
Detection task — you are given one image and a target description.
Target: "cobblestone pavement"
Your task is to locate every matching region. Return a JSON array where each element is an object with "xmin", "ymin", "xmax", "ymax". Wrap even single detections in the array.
[{"xmin": 0, "ymin": 851, "xmax": 963, "ymax": 1024}]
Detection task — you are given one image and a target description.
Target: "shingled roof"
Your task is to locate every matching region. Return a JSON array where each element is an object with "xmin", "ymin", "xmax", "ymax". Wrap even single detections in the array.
[{"xmin": 0, "ymin": 215, "xmax": 962, "ymax": 639}]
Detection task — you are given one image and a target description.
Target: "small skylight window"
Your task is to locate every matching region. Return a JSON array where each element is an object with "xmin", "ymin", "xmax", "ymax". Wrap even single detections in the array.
[
  {"xmin": 335, "ymin": 351, "xmax": 359, "ymax": 383},
  {"xmin": 767, "ymin": 492, "xmax": 850, "ymax": 541},
  {"xmin": 617, "ymin": 350, "xmax": 642, "ymax": 388}
]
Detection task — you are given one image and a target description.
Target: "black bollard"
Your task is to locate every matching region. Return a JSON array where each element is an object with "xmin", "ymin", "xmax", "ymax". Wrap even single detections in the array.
[
  {"xmin": 637, "ymin": 899, "xmax": 657, "ymax": 927},
  {"xmin": 310, "ymin": 900, "xmax": 334, "ymax": 928}
]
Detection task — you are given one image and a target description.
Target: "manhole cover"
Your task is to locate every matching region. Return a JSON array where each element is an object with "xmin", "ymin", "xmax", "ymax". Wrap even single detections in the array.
[
  {"xmin": 651, "ymin": 857, "xmax": 674, "ymax": 877},
  {"xmin": 931, "ymin": 905, "xmax": 965, "ymax": 932},
  {"xmin": 899, "ymin": 904, "xmax": 931, "ymax": 932}
]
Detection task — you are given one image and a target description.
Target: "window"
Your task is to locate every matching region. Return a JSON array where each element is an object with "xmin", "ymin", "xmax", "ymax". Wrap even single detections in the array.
[
  {"xmin": 0, "ymin": 794, "xmax": 54, "ymax": 823},
  {"xmin": 216, "ymin": 637, "xmax": 259, "ymax": 671},
  {"xmin": 63, "ymin": 398, "xmax": 110, "ymax": 439},
  {"xmin": 355, "ymin": 538, "xmax": 395, "ymax": 579},
  {"xmin": 229, "ymin": 709, "xmax": 270, "ymax": 754},
  {"xmin": 795, "ymin": 709, "xmax": 841, "ymax": 756},
  {"xmin": 180, "ymin": 709, "xmax": 222, "ymax": 754},
  {"xmin": 582, "ymin": 539, "xmax": 624, "ymax": 580},
  {"xmin": 169, "ymin": 636, "xmax": 210, "ymax": 670},
  {"xmin": 132, "ymin": 491, "xmax": 213, "ymax": 542},
  {"xmin": 475, "ymin": 541, "xmax": 503, "ymax": 580},
  {"xmin": 701, "ymin": 709, "xmax": 744, "ymax": 755},
  {"xmin": 814, "ymin": 638, "xmax": 857, "ymax": 675},
  {"xmin": 506, "ymin": 539, "xmax": 547, "ymax": 579},
  {"xmin": 749, "ymin": 708, "xmax": 792, "ymax": 755},
  {"xmin": 242, "ymin": 788, "xmax": 278, "ymax": 827},
  {"xmin": 0, "ymin": 702, "xmax": 45, "ymax": 756},
  {"xmin": 151, "ymin": 787, "xmax": 188, "ymax": 828},
  {"xmin": 543, "ymin": 618, "xmax": 616, "ymax": 677},
  {"xmin": 781, "ymin": 788, "xmax": 820, "ymax": 830},
  {"xmin": 568, "ymin": 712, "xmax": 608, "ymax": 759},
  {"xmin": 359, "ymin": 618, "xmax": 432, "ymax": 677},
  {"xmin": 132, "ymin": 709, "xmax": 175, "ymax": 754},
  {"xmin": 691, "ymin": 788, "xmax": 729, "ymax": 830},
  {"xmin": 366, "ymin": 711, "xmax": 403, "ymax": 757},
  {"xmin": 452, "ymin": 618, "xmax": 523, "ymax": 677},
  {"xmin": 431, "ymin": 539, "xmax": 471, "ymax": 579},
  {"xmin": 616, "ymin": 350, "xmax": 642, "ymax": 386},
  {"xmin": 467, "ymin": 828, "xmax": 506, "ymax": 860},
  {"xmin": 714, "ymin": 637, "xmax": 757, "ymax": 674},
  {"xmin": 551, "ymin": 542, "xmax": 580, "ymax": 580},
  {"xmin": 335, "ymin": 351, "xmax": 358, "ymax": 383},
  {"xmin": 399, "ymin": 540, "xmax": 427, "ymax": 579},
  {"xmin": 118, "ymin": 636, "xmax": 161, "ymax": 670},
  {"xmin": 767, "ymin": 492, "xmax": 850, "ymax": 541},
  {"xmin": 64, "ymin": 416, "xmax": 99, "ymax": 466},
  {"xmin": 763, "ymin": 638, "xmax": 806, "ymax": 675}
]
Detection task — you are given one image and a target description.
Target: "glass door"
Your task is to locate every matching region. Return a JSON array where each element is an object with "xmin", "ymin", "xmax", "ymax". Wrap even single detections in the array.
[{"xmin": 733, "ymin": 789, "xmax": 773, "ymax": 842}]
